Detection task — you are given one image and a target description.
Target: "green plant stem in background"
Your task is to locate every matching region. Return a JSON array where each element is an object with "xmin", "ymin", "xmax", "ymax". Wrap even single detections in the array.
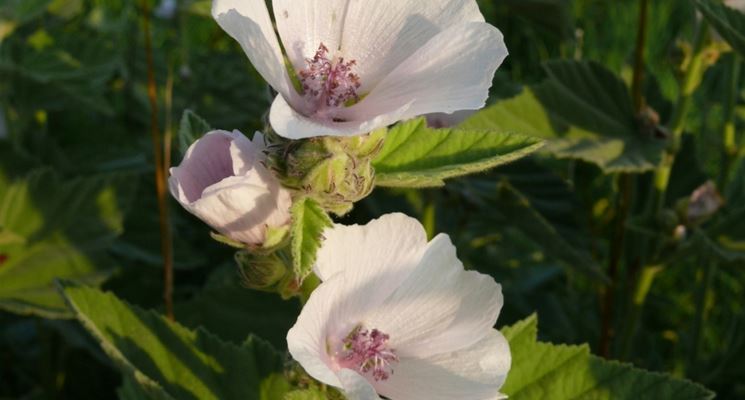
[
  {"xmin": 652, "ymin": 21, "xmax": 710, "ymax": 214},
  {"xmin": 141, "ymin": 0, "xmax": 175, "ymax": 321},
  {"xmin": 600, "ymin": 0, "xmax": 648, "ymax": 358},
  {"xmin": 688, "ymin": 259, "xmax": 717, "ymax": 372},
  {"xmin": 620, "ymin": 265, "xmax": 663, "ymax": 359},
  {"xmin": 721, "ymin": 55, "xmax": 742, "ymax": 187},
  {"xmin": 630, "ymin": 0, "xmax": 649, "ymax": 112},
  {"xmin": 620, "ymin": 20, "xmax": 712, "ymax": 361}
]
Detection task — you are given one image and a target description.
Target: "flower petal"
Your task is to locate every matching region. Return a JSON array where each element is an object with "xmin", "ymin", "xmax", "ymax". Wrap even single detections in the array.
[
  {"xmin": 364, "ymin": 234, "xmax": 504, "ymax": 357},
  {"xmin": 268, "ymin": 95, "xmax": 410, "ymax": 139},
  {"xmin": 271, "ymin": 0, "xmax": 349, "ymax": 72},
  {"xmin": 315, "ymin": 213, "xmax": 426, "ymax": 284},
  {"xmin": 212, "ymin": 0, "xmax": 298, "ymax": 103},
  {"xmin": 339, "ymin": 22, "xmax": 507, "ymax": 123},
  {"xmin": 375, "ymin": 330, "xmax": 510, "ymax": 400},
  {"xmin": 339, "ymin": 0, "xmax": 485, "ymax": 92},
  {"xmin": 287, "ymin": 275, "xmax": 347, "ymax": 388},
  {"xmin": 338, "ymin": 369, "xmax": 382, "ymax": 400},
  {"xmin": 188, "ymin": 177, "xmax": 281, "ymax": 244},
  {"xmin": 169, "ymin": 130, "xmax": 235, "ymax": 203}
]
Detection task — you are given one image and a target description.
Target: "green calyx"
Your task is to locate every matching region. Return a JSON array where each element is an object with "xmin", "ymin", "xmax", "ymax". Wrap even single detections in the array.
[
  {"xmin": 234, "ymin": 251, "xmax": 290, "ymax": 292},
  {"xmin": 270, "ymin": 128, "xmax": 386, "ymax": 216}
]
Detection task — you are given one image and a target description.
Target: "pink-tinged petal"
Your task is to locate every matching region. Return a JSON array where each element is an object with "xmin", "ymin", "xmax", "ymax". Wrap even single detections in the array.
[
  {"xmin": 188, "ymin": 177, "xmax": 280, "ymax": 244},
  {"xmin": 339, "ymin": 22, "xmax": 507, "ymax": 123},
  {"xmin": 268, "ymin": 95, "xmax": 411, "ymax": 139},
  {"xmin": 212, "ymin": 0, "xmax": 299, "ymax": 105},
  {"xmin": 339, "ymin": 0, "xmax": 485, "ymax": 92},
  {"xmin": 364, "ymin": 234, "xmax": 503, "ymax": 357},
  {"xmin": 271, "ymin": 0, "xmax": 349, "ymax": 73},
  {"xmin": 169, "ymin": 130, "xmax": 291, "ymax": 245},
  {"xmin": 375, "ymin": 330, "xmax": 510, "ymax": 400},
  {"xmin": 170, "ymin": 131, "xmax": 236, "ymax": 203},
  {"xmin": 287, "ymin": 276, "xmax": 348, "ymax": 388},
  {"xmin": 338, "ymin": 369, "xmax": 382, "ymax": 400}
]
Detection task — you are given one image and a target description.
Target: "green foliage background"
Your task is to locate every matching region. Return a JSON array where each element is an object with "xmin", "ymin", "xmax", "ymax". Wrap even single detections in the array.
[{"xmin": 0, "ymin": 0, "xmax": 743, "ymax": 398}]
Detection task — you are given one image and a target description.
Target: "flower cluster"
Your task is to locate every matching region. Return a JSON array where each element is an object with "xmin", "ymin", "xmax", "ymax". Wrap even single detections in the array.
[{"xmin": 168, "ymin": 0, "xmax": 511, "ymax": 398}]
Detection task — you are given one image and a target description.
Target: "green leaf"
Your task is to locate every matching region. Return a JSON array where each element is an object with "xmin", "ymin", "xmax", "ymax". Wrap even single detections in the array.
[
  {"xmin": 501, "ymin": 315, "xmax": 715, "ymax": 399},
  {"xmin": 697, "ymin": 0, "xmax": 745, "ymax": 57},
  {"xmin": 372, "ymin": 117, "xmax": 544, "ymax": 188},
  {"xmin": 461, "ymin": 61, "xmax": 667, "ymax": 173},
  {"xmin": 0, "ymin": 169, "xmax": 134, "ymax": 318},
  {"xmin": 492, "ymin": 181, "xmax": 607, "ymax": 282},
  {"xmin": 59, "ymin": 281, "xmax": 287, "ymax": 400},
  {"xmin": 176, "ymin": 265, "xmax": 300, "ymax": 349},
  {"xmin": 290, "ymin": 197, "xmax": 332, "ymax": 282},
  {"xmin": 178, "ymin": 110, "xmax": 212, "ymax": 156}
]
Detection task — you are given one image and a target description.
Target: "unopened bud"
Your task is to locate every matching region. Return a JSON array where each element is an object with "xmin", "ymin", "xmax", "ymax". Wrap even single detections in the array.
[
  {"xmin": 235, "ymin": 251, "xmax": 289, "ymax": 291},
  {"xmin": 270, "ymin": 129, "xmax": 385, "ymax": 215},
  {"xmin": 686, "ymin": 181, "xmax": 724, "ymax": 225}
]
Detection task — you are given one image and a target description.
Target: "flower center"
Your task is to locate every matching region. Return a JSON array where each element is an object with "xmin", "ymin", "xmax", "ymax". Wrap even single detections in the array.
[
  {"xmin": 298, "ymin": 43, "xmax": 361, "ymax": 114},
  {"xmin": 338, "ymin": 325, "xmax": 398, "ymax": 381}
]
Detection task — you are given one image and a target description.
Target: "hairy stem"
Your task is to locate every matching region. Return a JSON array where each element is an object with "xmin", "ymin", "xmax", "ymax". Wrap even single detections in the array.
[
  {"xmin": 141, "ymin": 0, "xmax": 175, "ymax": 320},
  {"xmin": 600, "ymin": 0, "xmax": 648, "ymax": 358},
  {"xmin": 620, "ymin": 20, "xmax": 711, "ymax": 361}
]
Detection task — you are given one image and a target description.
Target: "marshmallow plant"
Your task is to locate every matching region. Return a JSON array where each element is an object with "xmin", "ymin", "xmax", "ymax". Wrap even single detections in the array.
[
  {"xmin": 169, "ymin": 130, "xmax": 292, "ymax": 248},
  {"xmin": 288, "ymin": 214, "xmax": 511, "ymax": 400},
  {"xmin": 212, "ymin": 0, "xmax": 508, "ymax": 139}
]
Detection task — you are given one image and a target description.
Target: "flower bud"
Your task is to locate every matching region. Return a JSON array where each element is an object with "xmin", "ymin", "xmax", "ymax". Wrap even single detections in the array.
[
  {"xmin": 169, "ymin": 130, "xmax": 292, "ymax": 246},
  {"xmin": 686, "ymin": 181, "xmax": 724, "ymax": 225},
  {"xmin": 235, "ymin": 251, "xmax": 289, "ymax": 291},
  {"xmin": 269, "ymin": 129, "xmax": 385, "ymax": 215}
]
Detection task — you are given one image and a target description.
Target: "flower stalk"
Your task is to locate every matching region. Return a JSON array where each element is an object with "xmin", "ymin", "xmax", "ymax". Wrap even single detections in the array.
[{"xmin": 141, "ymin": 0, "xmax": 175, "ymax": 321}]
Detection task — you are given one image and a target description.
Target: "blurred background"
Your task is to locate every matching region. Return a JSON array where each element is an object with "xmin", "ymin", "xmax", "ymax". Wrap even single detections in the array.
[{"xmin": 1, "ymin": 0, "xmax": 743, "ymax": 398}]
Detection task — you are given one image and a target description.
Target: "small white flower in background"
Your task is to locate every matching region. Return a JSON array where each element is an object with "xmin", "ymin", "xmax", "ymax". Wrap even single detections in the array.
[
  {"xmin": 287, "ymin": 213, "xmax": 511, "ymax": 400},
  {"xmin": 154, "ymin": 0, "xmax": 177, "ymax": 19},
  {"xmin": 687, "ymin": 181, "xmax": 723, "ymax": 224},
  {"xmin": 212, "ymin": 0, "xmax": 508, "ymax": 139},
  {"xmin": 169, "ymin": 130, "xmax": 292, "ymax": 246},
  {"xmin": 725, "ymin": 0, "xmax": 745, "ymax": 11}
]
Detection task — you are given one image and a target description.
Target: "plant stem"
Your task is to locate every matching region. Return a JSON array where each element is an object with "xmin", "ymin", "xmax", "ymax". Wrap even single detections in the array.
[
  {"xmin": 620, "ymin": 20, "xmax": 712, "ymax": 361},
  {"xmin": 630, "ymin": 0, "xmax": 649, "ymax": 111},
  {"xmin": 688, "ymin": 259, "xmax": 716, "ymax": 371},
  {"xmin": 648, "ymin": 21, "xmax": 709, "ymax": 216},
  {"xmin": 620, "ymin": 264, "xmax": 662, "ymax": 359},
  {"xmin": 599, "ymin": 174, "xmax": 632, "ymax": 357},
  {"xmin": 141, "ymin": 0, "xmax": 175, "ymax": 320},
  {"xmin": 720, "ymin": 54, "xmax": 741, "ymax": 187},
  {"xmin": 599, "ymin": 0, "xmax": 648, "ymax": 358}
]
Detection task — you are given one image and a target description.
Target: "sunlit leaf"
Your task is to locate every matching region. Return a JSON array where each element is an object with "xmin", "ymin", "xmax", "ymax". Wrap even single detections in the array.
[
  {"xmin": 290, "ymin": 197, "xmax": 332, "ymax": 282},
  {"xmin": 59, "ymin": 282, "xmax": 289, "ymax": 400},
  {"xmin": 373, "ymin": 118, "xmax": 544, "ymax": 188},
  {"xmin": 0, "ymin": 169, "xmax": 134, "ymax": 318},
  {"xmin": 461, "ymin": 61, "xmax": 667, "ymax": 173},
  {"xmin": 501, "ymin": 315, "xmax": 716, "ymax": 399}
]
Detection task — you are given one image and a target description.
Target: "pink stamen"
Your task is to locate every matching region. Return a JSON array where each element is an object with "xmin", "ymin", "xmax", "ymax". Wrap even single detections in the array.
[
  {"xmin": 298, "ymin": 43, "xmax": 361, "ymax": 112},
  {"xmin": 339, "ymin": 326, "xmax": 398, "ymax": 381}
]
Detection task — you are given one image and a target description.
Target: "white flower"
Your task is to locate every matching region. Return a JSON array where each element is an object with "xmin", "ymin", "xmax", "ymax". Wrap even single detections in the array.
[
  {"xmin": 169, "ymin": 130, "xmax": 292, "ymax": 246},
  {"xmin": 212, "ymin": 0, "xmax": 508, "ymax": 139},
  {"xmin": 687, "ymin": 181, "xmax": 723, "ymax": 224},
  {"xmin": 725, "ymin": 0, "xmax": 745, "ymax": 11},
  {"xmin": 287, "ymin": 213, "xmax": 511, "ymax": 400}
]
